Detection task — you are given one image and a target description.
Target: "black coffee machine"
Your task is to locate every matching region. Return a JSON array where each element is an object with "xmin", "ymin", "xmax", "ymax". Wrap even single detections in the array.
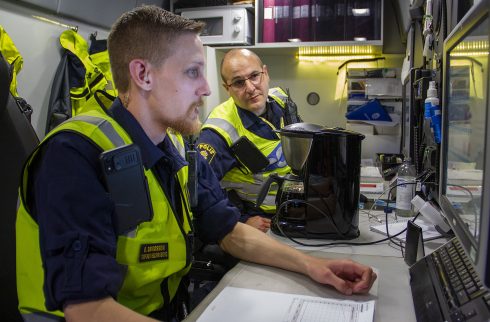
[{"xmin": 257, "ymin": 123, "xmax": 364, "ymax": 239}]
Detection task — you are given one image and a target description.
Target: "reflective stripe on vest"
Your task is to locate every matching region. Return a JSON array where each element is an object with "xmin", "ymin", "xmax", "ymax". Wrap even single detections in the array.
[
  {"xmin": 167, "ymin": 131, "xmax": 186, "ymax": 159},
  {"xmin": 268, "ymin": 87, "xmax": 288, "ymax": 108},
  {"xmin": 70, "ymin": 115, "xmax": 125, "ymax": 147},
  {"xmin": 17, "ymin": 109, "xmax": 192, "ymax": 317},
  {"xmin": 202, "ymin": 87, "xmax": 291, "ymax": 212},
  {"xmin": 204, "ymin": 118, "xmax": 240, "ymax": 145}
]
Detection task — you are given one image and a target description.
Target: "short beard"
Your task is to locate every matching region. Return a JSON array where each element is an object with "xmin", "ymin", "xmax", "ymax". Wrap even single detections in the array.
[
  {"xmin": 168, "ymin": 102, "xmax": 203, "ymax": 135},
  {"xmin": 171, "ymin": 117, "xmax": 202, "ymax": 136}
]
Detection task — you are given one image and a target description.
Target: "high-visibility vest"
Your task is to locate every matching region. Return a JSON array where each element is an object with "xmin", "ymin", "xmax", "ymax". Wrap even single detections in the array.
[
  {"xmin": 201, "ymin": 87, "xmax": 291, "ymax": 213},
  {"xmin": 0, "ymin": 25, "xmax": 23, "ymax": 97},
  {"xmin": 17, "ymin": 109, "xmax": 193, "ymax": 318}
]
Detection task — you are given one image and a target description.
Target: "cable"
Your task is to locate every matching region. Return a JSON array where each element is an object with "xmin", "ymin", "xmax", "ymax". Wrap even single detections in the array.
[
  {"xmin": 271, "ymin": 162, "xmax": 440, "ymax": 252},
  {"xmin": 275, "ymin": 198, "xmax": 345, "ymax": 238},
  {"xmin": 272, "ymin": 181, "xmax": 422, "ymax": 248},
  {"xmin": 272, "ymin": 212, "xmax": 407, "ymax": 247}
]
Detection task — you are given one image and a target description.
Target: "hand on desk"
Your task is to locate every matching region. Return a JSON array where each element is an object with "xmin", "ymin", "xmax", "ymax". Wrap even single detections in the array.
[
  {"xmin": 245, "ymin": 216, "xmax": 271, "ymax": 233},
  {"xmin": 221, "ymin": 223, "xmax": 377, "ymax": 296},
  {"xmin": 306, "ymin": 257, "xmax": 377, "ymax": 295}
]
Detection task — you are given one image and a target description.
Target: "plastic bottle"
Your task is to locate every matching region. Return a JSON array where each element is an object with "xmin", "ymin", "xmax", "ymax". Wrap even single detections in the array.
[
  {"xmin": 424, "ymin": 81, "xmax": 437, "ymax": 120},
  {"xmin": 427, "ymin": 81, "xmax": 442, "ymax": 143},
  {"xmin": 396, "ymin": 157, "xmax": 417, "ymax": 217}
]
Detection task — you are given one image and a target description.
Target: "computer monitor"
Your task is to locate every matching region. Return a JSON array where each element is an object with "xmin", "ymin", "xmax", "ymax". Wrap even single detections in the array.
[{"xmin": 439, "ymin": 0, "xmax": 490, "ymax": 289}]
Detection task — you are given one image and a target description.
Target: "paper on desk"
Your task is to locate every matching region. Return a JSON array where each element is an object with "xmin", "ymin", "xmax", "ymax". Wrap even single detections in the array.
[
  {"xmin": 197, "ymin": 287, "xmax": 375, "ymax": 322},
  {"xmin": 370, "ymin": 218, "xmax": 442, "ymax": 242},
  {"xmin": 360, "ymin": 166, "xmax": 382, "ymax": 178}
]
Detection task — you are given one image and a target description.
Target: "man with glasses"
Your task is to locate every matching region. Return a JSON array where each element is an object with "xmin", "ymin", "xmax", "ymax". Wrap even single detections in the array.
[{"xmin": 198, "ymin": 49, "xmax": 301, "ymax": 232}]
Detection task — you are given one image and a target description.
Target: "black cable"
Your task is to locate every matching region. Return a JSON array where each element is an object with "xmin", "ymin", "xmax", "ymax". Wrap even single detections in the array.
[
  {"xmin": 275, "ymin": 198, "xmax": 346, "ymax": 238},
  {"xmin": 272, "ymin": 211, "xmax": 408, "ymax": 247},
  {"xmin": 272, "ymin": 181, "xmax": 422, "ymax": 248}
]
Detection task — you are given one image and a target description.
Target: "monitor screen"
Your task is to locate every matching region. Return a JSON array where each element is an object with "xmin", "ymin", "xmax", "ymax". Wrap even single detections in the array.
[{"xmin": 440, "ymin": 0, "xmax": 490, "ymax": 288}]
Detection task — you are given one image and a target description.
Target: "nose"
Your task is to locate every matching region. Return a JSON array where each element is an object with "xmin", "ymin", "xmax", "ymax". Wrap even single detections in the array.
[
  {"xmin": 199, "ymin": 78, "xmax": 211, "ymax": 97},
  {"xmin": 244, "ymin": 79, "xmax": 256, "ymax": 93}
]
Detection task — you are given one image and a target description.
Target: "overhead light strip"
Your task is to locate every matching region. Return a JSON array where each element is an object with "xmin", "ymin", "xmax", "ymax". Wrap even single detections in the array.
[
  {"xmin": 298, "ymin": 55, "xmax": 377, "ymax": 62},
  {"xmin": 299, "ymin": 45, "xmax": 378, "ymax": 56},
  {"xmin": 450, "ymin": 51, "xmax": 489, "ymax": 57},
  {"xmin": 453, "ymin": 40, "xmax": 489, "ymax": 52}
]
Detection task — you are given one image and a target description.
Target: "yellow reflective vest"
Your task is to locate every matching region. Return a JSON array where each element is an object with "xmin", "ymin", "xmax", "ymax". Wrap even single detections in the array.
[
  {"xmin": 201, "ymin": 87, "xmax": 291, "ymax": 213},
  {"xmin": 16, "ymin": 109, "xmax": 192, "ymax": 318},
  {"xmin": 0, "ymin": 25, "xmax": 23, "ymax": 97}
]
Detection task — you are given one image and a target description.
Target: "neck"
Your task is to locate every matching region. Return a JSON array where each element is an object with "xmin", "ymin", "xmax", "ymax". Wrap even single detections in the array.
[
  {"xmin": 123, "ymin": 93, "xmax": 167, "ymax": 145},
  {"xmin": 254, "ymin": 103, "xmax": 267, "ymax": 116}
]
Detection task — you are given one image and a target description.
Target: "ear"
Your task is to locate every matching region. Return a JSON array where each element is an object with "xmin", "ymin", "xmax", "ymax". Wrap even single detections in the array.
[
  {"xmin": 222, "ymin": 82, "xmax": 230, "ymax": 92},
  {"xmin": 262, "ymin": 65, "xmax": 269, "ymax": 78},
  {"xmin": 128, "ymin": 59, "xmax": 151, "ymax": 91}
]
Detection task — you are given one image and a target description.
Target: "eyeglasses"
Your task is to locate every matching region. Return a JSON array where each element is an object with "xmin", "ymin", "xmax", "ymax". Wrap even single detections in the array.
[{"xmin": 225, "ymin": 71, "xmax": 264, "ymax": 90}]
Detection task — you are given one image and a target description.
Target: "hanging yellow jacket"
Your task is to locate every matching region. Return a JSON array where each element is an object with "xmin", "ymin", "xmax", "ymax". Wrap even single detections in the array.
[
  {"xmin": 59, "ymin": 29, "xmax": 117, "ymax": 115},
  {"xmin": 0, "ymin": 25, "xmax": 23, "ymax": 97},
  {"xmin": 201, "ymin": 87, "xmax": 291, "ymax": 213},
  {"xmin": 16, "ymin": 109, "xmax": 193, "ymax": 319},
  {"xmin": 46, "ymin": 30, "xmax": 117, "ymax": 133}
]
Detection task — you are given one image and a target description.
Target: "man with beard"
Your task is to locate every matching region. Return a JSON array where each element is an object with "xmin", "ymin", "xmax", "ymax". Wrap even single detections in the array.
[
  {"xmin": 198, "ymin": 49, "xmax": 300, "ymax": 233},
  {"xmin": 16, "ymin": 6, "xmax": 376, "ymax": 322}
]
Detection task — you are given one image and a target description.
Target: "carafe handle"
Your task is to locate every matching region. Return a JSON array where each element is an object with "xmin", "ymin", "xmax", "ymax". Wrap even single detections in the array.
[{"xmin": 256, "ymin": 173, "xmax": 283, "ymax": 207}]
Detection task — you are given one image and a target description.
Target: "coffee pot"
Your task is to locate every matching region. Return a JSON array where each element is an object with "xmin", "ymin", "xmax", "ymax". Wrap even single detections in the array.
[{"xmin": 257, "ymin": 123, "xmax": 364, "ymax": 239}]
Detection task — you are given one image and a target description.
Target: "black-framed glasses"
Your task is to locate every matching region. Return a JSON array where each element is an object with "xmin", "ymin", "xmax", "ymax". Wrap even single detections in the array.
[{"xmin": 225, "ymin": 71, "xmax": 264, "ymax": 90}]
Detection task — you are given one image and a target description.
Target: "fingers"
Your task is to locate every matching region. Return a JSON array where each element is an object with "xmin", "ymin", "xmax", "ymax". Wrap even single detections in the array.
[
  {"xmin": 262, "ymin": 218, "xmax": 271, "ymax": 229},
  {"xmin": 245, "ymin": 216, "xmax": 271, "ymax": 232},
  {"xmin": 352, "ymin": 268, "xmax": 377, "ymax": 294},
  {"xmin": 324, "ymin": 270, "xmax": 354, "ymax": 295},
  {"xmin": 311, "ymin": 259, "xmax": 377, "ymax": 295},
  {"xmin": 259, "ymin": 218, "xmax": 271, "ymax": 232},
  {"xmin": 343, "ymin": 262, "xmax": 377, "ymax": 294}
]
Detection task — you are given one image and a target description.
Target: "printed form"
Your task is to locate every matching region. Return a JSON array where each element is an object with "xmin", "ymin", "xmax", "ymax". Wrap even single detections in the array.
[{"xmin": 197, "ymin": 287, "xmax": 375, "ymax": 322}]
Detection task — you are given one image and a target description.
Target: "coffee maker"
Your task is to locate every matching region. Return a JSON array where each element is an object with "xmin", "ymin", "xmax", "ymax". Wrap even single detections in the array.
[{"xmin": 257, "ymin": 123, "xmax": 364, "ymax": 239}]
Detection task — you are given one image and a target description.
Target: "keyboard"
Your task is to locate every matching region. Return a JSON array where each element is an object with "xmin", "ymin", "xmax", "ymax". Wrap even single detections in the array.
[{"xmin": 410, "ymin": 238, "xmax": 490, "ymax": 321}]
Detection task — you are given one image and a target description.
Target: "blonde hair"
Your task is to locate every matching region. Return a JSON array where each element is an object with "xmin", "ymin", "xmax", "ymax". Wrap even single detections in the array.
[{"xmin": 108, "ymin": 5, "xmax": 204, "ymax": 92}]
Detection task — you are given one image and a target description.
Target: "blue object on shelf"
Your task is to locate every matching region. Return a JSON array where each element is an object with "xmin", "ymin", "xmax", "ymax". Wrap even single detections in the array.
[{"xmin": 345, "ymin": 99, "xmax": 392, "ymax": 121}]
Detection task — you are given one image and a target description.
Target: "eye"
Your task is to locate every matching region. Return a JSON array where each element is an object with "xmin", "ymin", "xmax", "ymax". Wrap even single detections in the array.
[
  {"xmin": 232, "ymin": 79, "xmax": 246, "ymax": 88},
  {"xmin": 186, "ymin": 68, "xmax": 200, "ymax": 79},
  {"xmin": 250, "ymin": 72, "xmax": 261, "ymax": 81}
]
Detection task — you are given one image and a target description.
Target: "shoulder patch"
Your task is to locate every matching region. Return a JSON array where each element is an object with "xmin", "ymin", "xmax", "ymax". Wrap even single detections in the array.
[{"xmin": 197, "ymin": 143, "xmax": 216, "ymax": 163}]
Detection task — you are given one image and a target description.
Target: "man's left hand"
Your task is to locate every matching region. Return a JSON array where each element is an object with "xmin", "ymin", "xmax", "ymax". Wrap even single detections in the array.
[{"xmin": 245, "ymin": 216, "xmax": 271, "ymax": 233}]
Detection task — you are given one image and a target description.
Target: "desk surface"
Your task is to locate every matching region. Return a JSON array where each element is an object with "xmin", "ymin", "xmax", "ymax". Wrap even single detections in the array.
[{"xmin": 185, "ymin": 212, "xmax": 448, "ymax": 322}]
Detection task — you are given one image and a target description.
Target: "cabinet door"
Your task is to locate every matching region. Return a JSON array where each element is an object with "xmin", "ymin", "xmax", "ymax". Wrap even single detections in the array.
[
  {"xmin": 311, "ymin": 0, "xmax": 345, "ymax": 41},
  {"xmin": 260, "ymin": 0, "xmax": 382, "ymax": 43},
  {"xmin": 344, "ymin": 0, "xmax": 382, "ymax": 41}
]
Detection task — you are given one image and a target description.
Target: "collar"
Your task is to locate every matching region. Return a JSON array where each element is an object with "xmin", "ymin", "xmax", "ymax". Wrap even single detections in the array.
[
  {"xmin": 236, "ymin": 101, "xmax": 273, "ymax": 130},
  {"xmin": 236, "ymin": 99, "xmax": 283, "ymax": 130},
  {"xmin": 108, "ymin": 98, "xmax": 186, "ymax": 171}
]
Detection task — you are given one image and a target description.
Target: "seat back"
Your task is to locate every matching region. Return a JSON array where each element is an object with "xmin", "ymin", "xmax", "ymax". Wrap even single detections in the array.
[{"xmin": 0, "ymin": 54, "xmax": 39, "ymax": 321}]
